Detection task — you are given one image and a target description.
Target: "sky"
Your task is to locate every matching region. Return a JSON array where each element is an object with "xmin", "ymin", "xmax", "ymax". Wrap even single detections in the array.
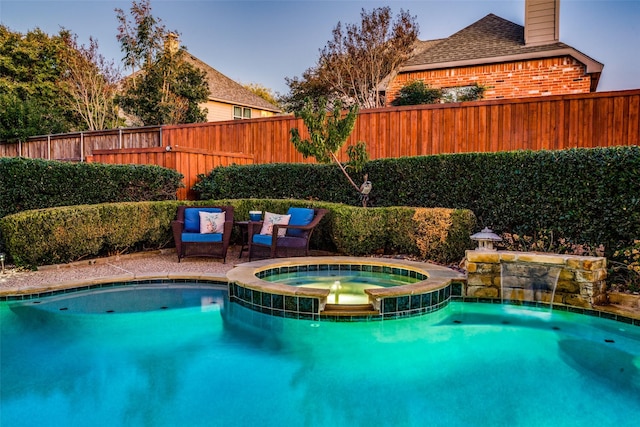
[{"xmin": 1, "ymin": 0, "xmax": 639, "ymax": 96}]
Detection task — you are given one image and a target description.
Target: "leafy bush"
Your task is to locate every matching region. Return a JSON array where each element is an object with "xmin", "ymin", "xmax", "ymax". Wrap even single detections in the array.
[
  {"xmin": 0, "ymin": 157, "xmax": 183, "ymax": 218},
  {"xmin": 391, "ymin": 80, "xmax": 442, "ymax": 106},
  {"xmin": 610, "ymin": 240, "xmax": 640, "ymax": 293},
  {"xmin": 0, "ymin": 202, "xmax": 180, "ymax": 267},
  {"xmin": 194, "ymin": 147, "xmax": 640, "ymax": 260},
  {"xmin": 0, "ymin": 199, "xmax": 475, "ymax": 267},
  {"xmin": 330, "ymin": 205, "xmax": 476, "ymax": 262},
  {"xmin": 193, "ymin": 163, "xmax": 358, "ymax": 205},
  {"xmin": 329, "ymin": 206, "xmax": 390, "ymax": 256}
]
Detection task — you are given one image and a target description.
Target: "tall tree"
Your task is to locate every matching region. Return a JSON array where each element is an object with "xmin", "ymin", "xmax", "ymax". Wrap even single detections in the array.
[
  {"xmin": 285, "ymin": 7, "xmax": 418, "ymax": 110},
  {"xmin": 115, "ymin": 0, "xmax": 209, "ymax": 125},
  {"xmin": 290, "ymin": 97, "xmax": 370, "ymax": 205},
  {"xmin": 243, "ymin": 82, "xmax": 280, "ymax": 108},
  {"xmin": 115, "ymin": 0, "xmax": 165, "ymax": 77},
  {"xmin": 280, "ymin": 68, "xmax": 334, "ymax": 113},
  {"xmin": 0, "ymin": 25, "xmax": 82, "ymax": 141},
  {"xmin": 0, "ymin": 95, "xmax": 68, "ymax": 142},
  {"xmin": 59, "ymin": 33, "xmax": 122, "ymax": 130}
]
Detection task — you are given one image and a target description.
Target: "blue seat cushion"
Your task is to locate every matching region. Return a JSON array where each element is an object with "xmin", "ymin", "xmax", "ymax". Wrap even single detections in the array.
[
  {"xmin": 182, "ymin": 232, "xmax": 223, "ymax": 243},
  {"xmin": 184, "ymin": 207, "xmax": 222, "ymax": 233},
  {"xmin": 252, "ymin": 234, "xmax": 308, "ymax": 249},
  {"xmin": 286, "ymin": 207, "xmax": 315, "ymax": 237},
  {"xmin": 252, "ymin": 234, "xmax": 273, "ymax": 246}
]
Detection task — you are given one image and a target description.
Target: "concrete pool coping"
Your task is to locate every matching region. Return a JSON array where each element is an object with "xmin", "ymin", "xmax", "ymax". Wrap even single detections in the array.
[
  {"xmin": 226, "ymin": 256, "xmax": 465, "ymax": 300},
  {"xmin": 0, "ymin": 248, "xmax": 638, "ymax": 322}
]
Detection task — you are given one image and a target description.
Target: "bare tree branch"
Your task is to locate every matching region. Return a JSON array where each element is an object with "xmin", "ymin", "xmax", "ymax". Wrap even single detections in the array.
[{"xmin": 314, "ymin": 7, "xmax": 419, "ymax": 109}]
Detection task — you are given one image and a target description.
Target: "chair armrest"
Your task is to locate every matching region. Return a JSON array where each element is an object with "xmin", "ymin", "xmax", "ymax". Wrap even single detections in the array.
[
  {"xmin": 271, "ymin": 223, "xmax": 309, "ymax": 238},
  {"xmin": 275, "ymin": 223, "xmax": 312, "ymax": 231},
  {"xmin": 273, "ymin": 209, "xmax": 329, "ymax": 233},
  {"xmin": 306, "ymin": 209, "xmax": 329, "ymax": 228}
]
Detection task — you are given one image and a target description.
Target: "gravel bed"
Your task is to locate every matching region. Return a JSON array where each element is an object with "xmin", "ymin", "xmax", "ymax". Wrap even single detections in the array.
[{"xmin": 0, "ymin": 246, "xmax": 244, "ymax": 294}]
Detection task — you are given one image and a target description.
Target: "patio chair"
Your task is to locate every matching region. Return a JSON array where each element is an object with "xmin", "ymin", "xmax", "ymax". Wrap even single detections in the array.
[
  {"xmin": 172, "ymin": 205, "xmax": 234, "ymax": 263},
  {"xmin": 248, "ymin": 207, "xmax": 328, "ymax": 261}
]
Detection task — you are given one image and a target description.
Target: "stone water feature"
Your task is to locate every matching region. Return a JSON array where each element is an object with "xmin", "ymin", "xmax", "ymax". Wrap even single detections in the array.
[
  {"xmin": 500, "ymin": 261, "xmax": 562, "ymax": 306},
  {"xmin": 465, "ymin": 251, "xmax": 608, "ymax": 308}
]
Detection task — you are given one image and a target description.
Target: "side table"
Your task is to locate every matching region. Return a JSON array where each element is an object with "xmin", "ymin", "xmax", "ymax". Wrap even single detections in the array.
[
  {"xmin": 235, "ymin": 221, "xmax": 263, "ymax": 259},
  {"xmin": 234, "ymin": 221, "xmax": 249, "ymax": 258}
]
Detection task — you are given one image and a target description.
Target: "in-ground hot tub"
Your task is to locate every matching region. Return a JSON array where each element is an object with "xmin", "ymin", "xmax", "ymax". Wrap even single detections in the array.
[{"xmin": 226, "ymin": 257, "xmax": 465, "ymax": 321}]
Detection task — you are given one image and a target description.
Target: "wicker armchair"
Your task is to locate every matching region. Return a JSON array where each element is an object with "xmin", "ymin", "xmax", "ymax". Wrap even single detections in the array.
[
  {"xmin": 171, "ymin": 205, "xmax": 234, "ymax": 263},
  {"xmin": 248, "ymin": 207, "xmax": 328, "ymax": 260}
]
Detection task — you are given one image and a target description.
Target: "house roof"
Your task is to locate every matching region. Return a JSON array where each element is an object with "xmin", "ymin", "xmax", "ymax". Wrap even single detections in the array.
[
  {"xmin": 184, "ymin": 54, "xmax": 281, "ymax": 113},
  {"xmin": 401, "ymin": 13, "xmax": 603, "ymax": 77}
]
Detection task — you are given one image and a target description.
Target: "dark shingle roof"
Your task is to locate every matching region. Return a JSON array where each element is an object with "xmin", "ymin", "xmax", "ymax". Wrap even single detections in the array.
[
  {"xmin": 185, "ymin": 54, "xmax": 281, "ymax": 113},
  {"xmin": 402, "ymin": 13, "xmax": 602, "ymax": 73}
]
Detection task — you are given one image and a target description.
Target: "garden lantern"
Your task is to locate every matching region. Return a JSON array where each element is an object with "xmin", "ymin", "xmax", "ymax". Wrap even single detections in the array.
[{"xmin": 470, "ymin": 227, "xmax": 502, "ymax": 251}]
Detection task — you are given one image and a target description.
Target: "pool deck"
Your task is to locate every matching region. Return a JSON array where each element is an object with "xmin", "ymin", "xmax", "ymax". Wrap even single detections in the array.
[
  {"xmin": 0, "ymin": 247, "xmax": 238, "ymax": 296},
  {"xmin": 1, "ymin": 246, "xmax": 638, "ymax": 321}
]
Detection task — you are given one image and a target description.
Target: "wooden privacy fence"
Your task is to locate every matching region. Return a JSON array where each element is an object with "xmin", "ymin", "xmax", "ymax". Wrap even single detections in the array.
[
  {"xmin": 5, "ymin": 88, "xmax": 638, "ymax": 162},
  {"xmin": 2, "ymin": 89, "xmax": 639, "ymax": 199},
  {"xmin": 0, "ymin": 126, "xmax": 162, "ymax": 161},
  {"xmin": 87, "ymin": 147, "xmax": 253, "ymax": 200},
  {"xmin": 160, "ymin": 88, "xmax": 640, "ymax": 165}
]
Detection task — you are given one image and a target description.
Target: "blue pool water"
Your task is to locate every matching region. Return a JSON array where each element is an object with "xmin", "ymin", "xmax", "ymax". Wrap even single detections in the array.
[
  {"xmin": 263, "ymin": 269, "xmax": 421, "ymax": 304},
  {"xmin": 263, "ymin": 269, "xmax": 422, "ymax": 288},
  {"xmin": 1, "ymin": 285, "xmax": 639, "ymax": 427}
]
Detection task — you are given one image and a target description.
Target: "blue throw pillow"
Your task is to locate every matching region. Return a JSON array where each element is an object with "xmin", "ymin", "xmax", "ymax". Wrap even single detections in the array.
[
  {"xmin": 184, "ymin": 207, "xmax": 222, "ymax": 233},
  {"xmin": 286, "ymin": 207, "xmax": 314, "ymax": 237}
]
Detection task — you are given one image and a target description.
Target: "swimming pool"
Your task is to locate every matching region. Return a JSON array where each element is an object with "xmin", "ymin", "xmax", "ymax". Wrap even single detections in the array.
[
  {"xmin": 1, "ymin": 283, "xmax": 638, "ymax": 426},
  {"xmin": 227, "ymin": 257, "xmax": 463, "ymax": 320}
]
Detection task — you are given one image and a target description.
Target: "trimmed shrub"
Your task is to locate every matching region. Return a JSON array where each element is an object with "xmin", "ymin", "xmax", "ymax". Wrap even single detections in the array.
[
  {"xmin": 330, "ymin": 206, "xmax": 390, "ymax": 256},
  {"xmin": 330, "ymin": 205, "xmax": 477, "ymax": 261},
  {"xmin": 0, "ymin": 202, "xmax": 180, "ymax": 267},
  {"xmin": 193, "ymin": 147, "xmax": 640, "ymax": 258},
  {"xmin": 0, "ymin": 157, "xmax": 183, "ymax": 218},
  {"xmin": 193, "ymin": 163, "xmax": 359, "ymax": 205},
  {"xmin": 0, "ymin": 199, "xmax": 475, "ymax": 267}
]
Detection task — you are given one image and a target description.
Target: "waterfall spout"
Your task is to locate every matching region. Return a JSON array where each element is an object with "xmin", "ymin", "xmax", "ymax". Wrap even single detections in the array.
[{"xmin": 500, "ymin": 261, "xmax": 562, "ymax": 310}]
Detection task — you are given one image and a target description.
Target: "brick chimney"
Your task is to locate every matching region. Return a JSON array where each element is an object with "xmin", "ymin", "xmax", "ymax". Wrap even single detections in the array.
[
  {"xmin": 165, "ymin": 32, "xmax": 180, "ymax": 55},
  {"xmin": 524, "ymin": 0, "xmax": 560, "ymax": 46}
]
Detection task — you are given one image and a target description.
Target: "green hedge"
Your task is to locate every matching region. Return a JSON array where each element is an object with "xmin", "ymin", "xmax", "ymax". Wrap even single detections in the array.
[
  {"xmin": 0, "ymin": 199, "xmax": 476, "ymax": 267},
  {"xmin": 194, "ymin": 147, "xmax": 640, "ymax": 257},
  {"xmin": 0, "ymin": 202, "xmax": 180, "ymax": 267},
  {"xmin": 0, "ymin": 157, "xmax": 184, "ymax": 218},
  {"xmin": 193, "ymin": 163, "xmax": 357, "ymax": 205}
]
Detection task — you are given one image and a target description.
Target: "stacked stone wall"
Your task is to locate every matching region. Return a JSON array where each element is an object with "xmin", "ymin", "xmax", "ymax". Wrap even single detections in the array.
[{"xmin": 464, "ymin": 251, "xmax": 607, "ymax": 308}]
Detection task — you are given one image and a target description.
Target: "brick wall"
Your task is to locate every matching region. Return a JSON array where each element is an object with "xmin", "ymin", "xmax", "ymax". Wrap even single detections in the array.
[{"xmin": 387, "ymin": 55, "xmax": 592, "ymax": 103}]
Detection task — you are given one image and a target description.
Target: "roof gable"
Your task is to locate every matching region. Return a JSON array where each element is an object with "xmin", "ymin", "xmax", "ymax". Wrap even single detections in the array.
[
  {"xmin": 402, "ymin": 13, "xmax": 602, "ymax": 74},
  {"xmin": 185, "ymin": 54, "xmax": 281, "ymax": 113}
]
